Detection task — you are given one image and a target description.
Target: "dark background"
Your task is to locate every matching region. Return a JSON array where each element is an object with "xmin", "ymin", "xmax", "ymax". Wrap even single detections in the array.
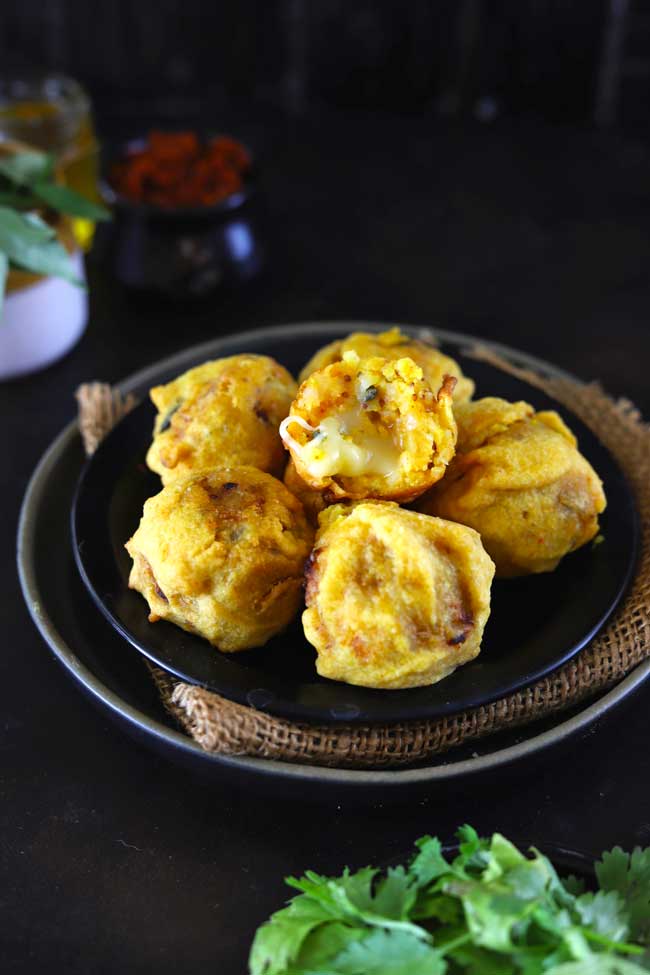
[
  {"xmin": 0, "ymin": 0, "xmax": 636, "ymax": 126},
  {"xmin": 4, "ymin": 2, "xmax": 650, "ymax": 973}
]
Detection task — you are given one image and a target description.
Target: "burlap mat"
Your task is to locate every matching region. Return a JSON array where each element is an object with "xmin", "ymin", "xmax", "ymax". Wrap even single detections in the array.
[{"xmin": 75, "ymin": 354, "xmax": 650, "ymax": 769}]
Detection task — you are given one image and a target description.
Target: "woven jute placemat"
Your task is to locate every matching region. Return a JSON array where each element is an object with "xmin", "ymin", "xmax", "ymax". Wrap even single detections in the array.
[{"xmin": 75, "ymin": 352, "xmax": 650, "ymax": 769}]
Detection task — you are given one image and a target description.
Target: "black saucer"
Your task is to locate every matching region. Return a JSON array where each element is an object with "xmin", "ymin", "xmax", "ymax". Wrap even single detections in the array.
[{"xmin": 70, "ymin": 326, "xmax": 638, "ymax": 724}]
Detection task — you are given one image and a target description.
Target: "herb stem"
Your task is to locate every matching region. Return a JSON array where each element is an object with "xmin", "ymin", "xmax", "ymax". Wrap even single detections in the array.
[{"xmin": 582, "ymin": 929, "xmax": 644, "ymax": 955}]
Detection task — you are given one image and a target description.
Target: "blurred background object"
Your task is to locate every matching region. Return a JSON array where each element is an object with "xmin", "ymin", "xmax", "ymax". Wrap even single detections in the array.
[
  {"xmin": 0, "ymin": 73, "xmax": 100, "ymax": 248},
  {"xmin": 0, "ymin": 0, "xmax": 647, "ymax": 376},
  {"xmin": 0, "ymin": 1, "xmax": 617, "ymax": 125},
  {"xmin": 102, "ymin": 131, "xmax": 263, "ymax": 295}
]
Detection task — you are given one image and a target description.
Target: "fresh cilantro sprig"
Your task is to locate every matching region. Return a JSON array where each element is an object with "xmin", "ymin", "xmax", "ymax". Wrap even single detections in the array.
[{"xmin": 249, "ymin": 827, "xmax": 650, "ymax": 975}]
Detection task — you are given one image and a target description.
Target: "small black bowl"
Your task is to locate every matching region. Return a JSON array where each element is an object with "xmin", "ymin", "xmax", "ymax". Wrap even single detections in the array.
[{"xmin": 100, "ymin": 137, "xmax": 265, "ymax": 297}]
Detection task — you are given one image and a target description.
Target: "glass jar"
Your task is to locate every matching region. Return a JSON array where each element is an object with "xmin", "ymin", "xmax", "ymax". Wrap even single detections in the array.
[{"xmin": 0, "ymin": 74, "xmax": 100, "ymax": 248}]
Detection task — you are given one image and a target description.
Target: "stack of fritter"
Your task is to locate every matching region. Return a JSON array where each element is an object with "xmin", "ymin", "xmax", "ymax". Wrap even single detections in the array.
[{"xmin": 125, "ymin": 328, "xmax": 606, "ymax": 691}]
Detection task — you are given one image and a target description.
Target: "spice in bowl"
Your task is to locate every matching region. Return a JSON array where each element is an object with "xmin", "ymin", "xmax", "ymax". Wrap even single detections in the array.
[
  {"xmin": 103, "ymin": 130, "xmax": 263, "ymax": 295},
  {"xmin": 108, "ymin": 130, "xmax": 251, "ymax": 209}
]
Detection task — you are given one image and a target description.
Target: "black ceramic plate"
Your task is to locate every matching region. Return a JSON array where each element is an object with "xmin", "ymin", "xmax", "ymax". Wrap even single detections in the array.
[{"xmin": 71, "ymin": 324, "xmax": 638, "ymax": 724}]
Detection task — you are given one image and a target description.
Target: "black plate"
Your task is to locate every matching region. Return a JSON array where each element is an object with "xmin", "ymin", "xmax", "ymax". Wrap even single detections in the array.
[{"xmin": 71, "ymin": 326, "xmax": 638, "ymax": 724}]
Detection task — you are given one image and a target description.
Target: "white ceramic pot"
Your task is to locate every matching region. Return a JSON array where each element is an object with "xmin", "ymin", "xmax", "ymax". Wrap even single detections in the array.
[{"xmin": 0, "ymin": 250, "xmax": 88, "ymax": 380}]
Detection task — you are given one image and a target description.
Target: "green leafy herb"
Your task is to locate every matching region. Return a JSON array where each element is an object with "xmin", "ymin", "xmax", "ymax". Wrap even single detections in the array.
[
  {"xmin": 249, "ymin": 828, "xmax": 650, "ymax": 975},
  {"xmin": 0, "ymin": 150, "xmax": 109, "ymax": 220},
  {"xmin": 306, "ymin": 928, "xmax": 446, "ymax": 975},
  {"xmin": 31, "ymin": 181, "xmax": 111, "ymax": 221},
  {"xmin": 0, "ymin": 150, "xmax": 54, "ymax": 186},
  {"xmin": 0, "ymin": 208, "xmax": 83, "ymax": 284},
  {"xmin": 0, "ymin": 148, "xmax": 110, "ymax": 317},
  {"xmin": 596, "ymin": 847, "xmax": 650, "ymax": 946},
  {"xmin": 0, "ymin": 189, "xmax": 39, "ymax": 208}
]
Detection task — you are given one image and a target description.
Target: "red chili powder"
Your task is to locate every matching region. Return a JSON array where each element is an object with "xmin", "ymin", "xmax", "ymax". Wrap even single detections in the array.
[{"xmin": 109, "ymin": 131, "xmax": 251, "ymax": 207}]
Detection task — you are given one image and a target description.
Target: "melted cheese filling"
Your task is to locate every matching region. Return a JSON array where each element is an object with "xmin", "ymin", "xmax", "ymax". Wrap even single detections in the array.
[{"xmin": 280, "ymin": 409, "xmax": 401, "ymax": 479}]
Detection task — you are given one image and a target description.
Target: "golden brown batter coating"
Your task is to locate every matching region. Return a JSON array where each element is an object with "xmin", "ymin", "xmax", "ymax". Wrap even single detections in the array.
[
  {"xmin": 418, "ymin": 397, "xmax": 607, "ymax": 577},
  {"xmin": 125, "ymin": 467, "xmax": 313, "ymax": 652},
  {"xmin": 280, "ymin": 353, "xmax": 457, "ymax": 503},
  {"xmin": 146, "ymin": 354, "xmax": 297, "ymax": 485},
  {"xmin": 283, "ymin": 457, "xmax": 333, "ymax": 527},
  {"xmin": 298, "ymin": 327, "xmax": 474, "ymax": 402},
  {"xmin": 303, "ymin": 502, "xmax": 495, "ymax": 689}
]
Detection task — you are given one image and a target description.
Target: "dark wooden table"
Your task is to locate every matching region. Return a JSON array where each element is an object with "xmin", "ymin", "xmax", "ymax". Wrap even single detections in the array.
[{"xmin": 4, "ymin": 111, "xmax": 650, "ymax": 974}]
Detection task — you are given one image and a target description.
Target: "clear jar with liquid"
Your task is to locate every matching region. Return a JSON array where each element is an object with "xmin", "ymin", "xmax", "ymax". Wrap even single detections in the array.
[{"xmin": 0, "ymin": 74, "xmax": 100, "ymax": 248}]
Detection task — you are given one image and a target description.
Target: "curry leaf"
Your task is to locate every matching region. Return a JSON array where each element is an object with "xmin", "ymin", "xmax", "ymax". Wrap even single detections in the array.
[
  {"xmin": 0, "ymin": 207, "xmax": 82, "ymax": 284},
  {"xmin": 32, "ymin": 181, "xmax": 111, "ymax": 220},
  {"xmin": 0, "ymin": 150, "xmax": 54, "ymax": 186}
]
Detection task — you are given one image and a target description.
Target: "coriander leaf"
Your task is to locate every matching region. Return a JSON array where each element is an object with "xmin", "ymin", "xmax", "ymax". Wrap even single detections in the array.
[
  {"xmin": 533, "ymin": 904, "xmax": 574, "ymax": 940},
  {"xmin": 287, "ymin": 868, "xmax": 377, "ymax": 918},
  {"xmin": 505, "ymin": 860, "xmax": 551, "ymax": 901},
  {"xmin": 561, "ymin": 927, "xmax": 592, "ymax": 960},
  {"xmin": 248, "ymin": 896, "xmax": 336, "ymax": 975},
  {"xmin": 447, "ymin": 881, "xmax": 529, "ymax": 952},
  {"xmin": 563, "ymin": 875, "xmax": 587, "ymax": 897},
  {"xmin": 410, "ymin": 836, "xmax": 451, "ymax": 887},
  {"xmin": 289, "ymin": 868, "xmax": 426, "ymax": 939},
  {"xmin": 249, "ymin": 832, "xmax": 650, "ymax": 975},
  {"xmin": 455, "ymin": 825, "xmax": 490, "ymax": 874},
  {"xmin": 598, "ymin": 849, "xmax": 634, "ymax": 893},
  {"xmin": 529, "ymin": 850, "xmax": 580, "ymax": 912},
  {"xmin": 456, "ymin": 824, "xmax": 483, "ymax": 858},
  {"xmin": 548, "ymin": 957, "xmax": 650, "ymax": 974},
  {"xmin": 450, "ymin": 942, "xmax": 517, "ymax": 974},
  {"xmin": 482, "ymin": 834, "xmax": 527, "ymax": 882},
  {"xmin": 371, "ymin": 867, "xmax": 417, "ymax": 920},
  {"xmin": 0, "ymin": 150, "xmax": 53, "ymax": 186},
  {"xmin": 338, "ymin": 868, "xmax": 379, "ymax": 914},
  {"xmin": 411, "ymin": 893, "xmax": 461, "ymax": 924},
  {"xmin": 32, "ymin": 181, "xmax": 111, "ymax": 220},
  {"xmin": 306, "ymin": 928, "xmax": 445, "ymax": 975},
  {"xmin": 291, "ymin": 922, "xmax": 367, "ymax": 973},
  {"xmin": 575, "ymin": 890, "xmax": 629, "ymax": 943},
  {"xmin": 597, "ymin": 848, "xmax": 650, "ymax": 946}
]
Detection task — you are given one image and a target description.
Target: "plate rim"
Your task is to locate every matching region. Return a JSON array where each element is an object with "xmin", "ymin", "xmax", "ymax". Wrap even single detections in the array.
[{"xmin": 17, "ymin": 321, "xmax": 650, "ymax": 787}]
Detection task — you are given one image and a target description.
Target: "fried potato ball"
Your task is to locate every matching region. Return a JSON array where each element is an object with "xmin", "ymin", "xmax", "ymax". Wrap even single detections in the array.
[
  {"xmin": 417, "ymin": 397, "xmax": 607, "ymax": 577},
  {"xmin": 146, "ymin": 354, "xmax": 297, "ymax": 485},
  {"xmin": 298, "ymin": 327, "xmax": 474, "ymax": 403},
  {"xmin": 302, "ymin": 501, "xmax": 495, "ymax": 689},
  {"xmin": 125, "ymin": 467, "xmax": 314, "ymax": 652},
  {"xmin": 280, "ymin": 353, "xmax": 457, "ymax": 503}
]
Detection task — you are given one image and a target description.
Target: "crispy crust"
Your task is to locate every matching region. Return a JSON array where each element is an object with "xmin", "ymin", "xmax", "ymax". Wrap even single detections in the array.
[
  {"xmin": 418, "ymin": 398, "xmax": 607, "ymax": 576},
  {"xmin": 125, "ymin": 467, "xmax": 313, "ymax": 651},
  {"xmin": 146, "ymin": 354, "xmax": 296, "ymax": 485},
  {"xmin": 302, "ymin": 501, "xmax": 495, "ymax": 689},
  {"xmin": 298, "ymin": 327, "xmax": 475, "ymax": 402}
]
